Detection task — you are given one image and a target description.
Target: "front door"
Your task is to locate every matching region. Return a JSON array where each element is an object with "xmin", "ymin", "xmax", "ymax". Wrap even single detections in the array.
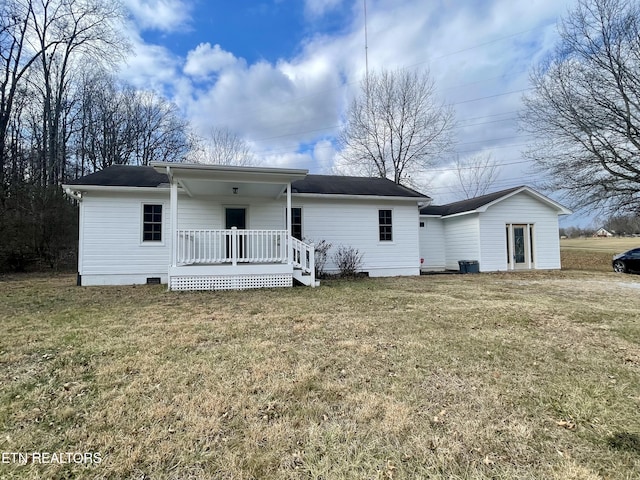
[
  {"xmin": 225, "ymin": 208, "xmax": 246, "ymax": 260},
  {"xmin": 512, "ymin": 224, "xmax": 529, "ymax": 269}
]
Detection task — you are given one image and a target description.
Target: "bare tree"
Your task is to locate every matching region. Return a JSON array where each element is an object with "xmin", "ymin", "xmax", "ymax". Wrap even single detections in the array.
[
  {"xmin": 604, "ymin": 214, "xmax": 640, "ymax": 235},
  {"xmin": 29, "ymin": 0, "xmax": 129, "ymax": 185},
  {"xmin": 521, "ymin": 0, "xmax": 640, "ymax": 214},
  {"xmin": 190, "ymin": 126, "xmax": 257, "ymax": 166},
  {"xmin": 0, "ymin": 0, "xmax": 46, "ymax": 190},
  {"xmin": 130, "ymin": 90, "xmax": 189, "ymax": 165},
  {"xmin": 73, "ymin": 72, "xmax": 137, "ymax": 172},
  {"xmin": 451, "ymin": 152, "xmax": 500, "ymax": 199},
  {"xmin": 338, "ymin": 68, "xmax": 455, "ymax": 186}
]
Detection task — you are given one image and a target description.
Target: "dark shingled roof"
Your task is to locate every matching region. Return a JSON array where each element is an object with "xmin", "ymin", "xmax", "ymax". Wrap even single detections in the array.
[
  {"xmin": 66, "ymin": 165, "xmax": 169, "ymax": 187},
  {"xmin": 420, "ymin": 186, "xmax": 524, "ymax": 216},
  {"xmin": 292, "ymin": 174, "xmax": 428, "ymax": 198},
  {"xmin": 67, "ymin": 166, "xmax": 430, "ymax": 198}
]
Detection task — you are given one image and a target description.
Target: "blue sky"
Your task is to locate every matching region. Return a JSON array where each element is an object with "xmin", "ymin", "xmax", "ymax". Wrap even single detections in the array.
[{"xmin": 117, "ymin": 0, "xmax": 584, "ymax": 221}]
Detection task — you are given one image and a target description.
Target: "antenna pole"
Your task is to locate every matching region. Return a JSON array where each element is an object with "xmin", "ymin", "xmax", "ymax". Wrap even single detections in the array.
[{"xmin": 364, "ymin": 0, "xmax": 369, "ymax": 87}]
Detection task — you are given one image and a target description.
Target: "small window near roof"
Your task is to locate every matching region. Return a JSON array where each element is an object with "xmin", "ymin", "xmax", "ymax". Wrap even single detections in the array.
[
  {"xmin": 143, "ymin": 204, "xmax": 162, "ymax": 242},
  {"xmin": 379, "ymin": 209, "xmax": 392, "ymax": 241}
]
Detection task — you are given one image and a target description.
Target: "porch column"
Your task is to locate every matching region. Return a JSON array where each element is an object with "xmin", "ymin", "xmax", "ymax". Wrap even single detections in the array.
[
  {"xmin": 170, "ymin": 180, "xmax": 178, "ymax": 267},
  {"xmin": 287, "ymin": 181, "xmax": 293, "ymax": 264}
]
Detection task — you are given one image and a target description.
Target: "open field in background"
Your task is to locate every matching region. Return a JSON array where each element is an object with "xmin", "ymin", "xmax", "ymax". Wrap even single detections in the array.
[
  {"xmin": 1, "ymin": 272, "xmax": 639, "ymax": 479},
  {"xmin": 561, "ymin": 237, "xmax": 640, "ymax": 253},
  {"xmin": 561, "ymin": 237, "xmax": 640, "ymax": 272}
]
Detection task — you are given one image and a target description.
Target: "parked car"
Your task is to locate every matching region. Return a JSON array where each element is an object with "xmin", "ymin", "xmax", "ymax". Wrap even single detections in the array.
[{"xmin": 612, "ymin": 248, "xmax": 640, "ymax": 273}]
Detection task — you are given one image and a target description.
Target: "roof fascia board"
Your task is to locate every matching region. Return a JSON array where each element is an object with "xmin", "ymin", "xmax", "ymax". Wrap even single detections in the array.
[
  {"xmin": 62, "ymin": 184, "xmax": 170, "ymax": 193},
  {"xmin": 479, "ymin": 187, "xmax": 572, "ymax": 214},
  {"xmin": 155, "ymin": 162, "xmax": 308, "ymax": 178},
  {"xmin": 442, "ymin": 210, "xmax": 479, "ymax": 219},
  {"xmin": 292, "ymin": 192, "xmax": 430, "ymax": 202}
]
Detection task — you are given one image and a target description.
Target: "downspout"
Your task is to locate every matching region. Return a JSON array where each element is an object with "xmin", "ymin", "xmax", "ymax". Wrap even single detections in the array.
[
  {"xmin": 64, "ymin": 188, "xmax": 83, "ymax": 284},
  {"xmin": 167, "ymin": 166, "xmax": 178, "ymax": 275}
]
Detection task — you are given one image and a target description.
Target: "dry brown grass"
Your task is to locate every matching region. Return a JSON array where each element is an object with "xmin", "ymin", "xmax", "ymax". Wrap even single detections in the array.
[
  {"xmin": 561, "ymin": 237, "xmax": 640, "ymax": 254},
  {"xmin": 1, "ymin": 272, "xmax": 640, "ymax": 479},
  {"xmin": 561, "ymin": 250, "xmax": 614, "ymax": 272},
  {"xmin": 561, "ymin": 237, "xmax": 640, "ymax": 272}
]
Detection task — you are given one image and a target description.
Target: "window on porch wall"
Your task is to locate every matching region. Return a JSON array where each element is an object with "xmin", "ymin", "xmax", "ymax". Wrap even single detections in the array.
[{"xmin": 286, "ymin": 207, "xmax": 303, "ymax": 240}]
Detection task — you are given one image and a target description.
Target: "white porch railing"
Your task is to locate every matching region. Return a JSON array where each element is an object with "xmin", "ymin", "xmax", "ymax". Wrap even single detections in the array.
[
  {"xmin": 291, "ymin": 236, "xmax": 314, "ymax": 275},
  {"xmin": 176, "ymin": 228, "xmax": 289, "ymax": 265}
]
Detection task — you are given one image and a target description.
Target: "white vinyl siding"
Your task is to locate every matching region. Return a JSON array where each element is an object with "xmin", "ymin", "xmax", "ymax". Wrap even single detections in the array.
[
  {"xmin": 77, "ymin": 189, "xmax": 423, "ymax": 284},
  {"xmin": 443, "ymin": 214, "xmax": 480, "ymax": 271},
  {"xmin": 297, "ymin": 197, "xmax": 420, "ymax": 277},
  {"xmin": 79, "ymin": 190, "xmax": 171, "ymax": 283},
  {"xmin": 478, "ymin": 192, "xmax": 562, "ymax": 271},
  {"xmin": 175, "ymin": 196, "xmax": 284, "ymax": 230},
  {"xmin": 419, "ymin": 217, "xmax": 446, "ymax": 271},
  {"xmin": 176, "ymin": 196, "xmax": 419, "ymax": 276}
]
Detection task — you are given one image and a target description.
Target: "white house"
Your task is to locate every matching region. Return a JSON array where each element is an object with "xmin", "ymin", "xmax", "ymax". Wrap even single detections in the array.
[
  {"xmin": 64, "ymin": 165, "xmax": 571, "ymax": 290},
  {"xmin": 63, "ymin": 163, "xmax": 429, "ymax": 290},
  {"xmin": 594, "ymin": 228, "xmax": 614, "ymax": 237},
  {"xmin": 419, "ymin": 186, "xmax": 572, "ymax": 272}
]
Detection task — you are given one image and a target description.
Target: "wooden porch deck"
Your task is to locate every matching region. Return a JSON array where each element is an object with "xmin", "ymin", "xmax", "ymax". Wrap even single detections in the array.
[{"xmin": 169, "ymin": 229, "xmax": 315, "ymax": 290}]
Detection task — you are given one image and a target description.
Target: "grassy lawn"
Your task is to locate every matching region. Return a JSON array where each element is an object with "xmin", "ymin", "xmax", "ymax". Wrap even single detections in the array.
[
  {"xmin": 561, "ymin": 237, "xmax": 640, "ymax": 272},
  {"xmin": 561, "ymin": 237, "xmax": 640, "ymax": 254},
  {"xmin": 1, "ymin": 271, "xmax": 640, "ymax": 479}
]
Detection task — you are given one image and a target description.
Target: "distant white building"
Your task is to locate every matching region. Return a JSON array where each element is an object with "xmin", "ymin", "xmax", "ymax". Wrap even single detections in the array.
[{"xmin": 594, "ymin": 228, "xmax": 614, "ymax": 237}]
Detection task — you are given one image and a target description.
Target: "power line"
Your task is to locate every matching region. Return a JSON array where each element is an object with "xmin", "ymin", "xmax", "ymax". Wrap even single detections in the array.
[
  {"xmin": 250, "ymin": 110, "xmax": 521, "ymax": 146},
  {"xmin": 458, "ymin": 110, "xmax": 520, "ymax": 122},
  {"xmin": 457, "ymin": 134, "xmax": 533, "ymax": 146},
  {"xmin": 452, "ymin": 88, "xmax": 532, "ymax": 105},
  {"xmin": 427, "ymin": 159, "xmax": 530, "ymax": 174}
]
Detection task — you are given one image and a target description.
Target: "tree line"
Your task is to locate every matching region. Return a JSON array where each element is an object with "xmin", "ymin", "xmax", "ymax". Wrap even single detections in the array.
[{"xmin": 0, "ymin": 0, "xmax": 191, "ymax": 271}]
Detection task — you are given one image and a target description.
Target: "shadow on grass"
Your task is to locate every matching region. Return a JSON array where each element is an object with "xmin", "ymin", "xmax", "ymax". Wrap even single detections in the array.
[{"xmin": 607, "ymin": 432, "xmax": 640, "ymax": 453}]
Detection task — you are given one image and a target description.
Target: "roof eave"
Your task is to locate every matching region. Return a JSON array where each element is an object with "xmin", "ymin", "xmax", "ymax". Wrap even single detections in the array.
[
  {"xmin": 292, "ymin": 192, "xmax": 430, "ymax": 202},
  {"xmin": 63, "ymin": 184, "xmax": 169, "ymax": 193},
  {"xmin": 152, "ymin": 162, "xmax": 308, "ymax": 178}
]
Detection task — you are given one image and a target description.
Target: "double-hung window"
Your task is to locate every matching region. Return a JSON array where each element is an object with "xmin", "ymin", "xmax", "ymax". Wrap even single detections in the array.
[
  {"xmin": 143, "ymin": 204, "xmax": 162, "ymax": 242},
  {"xmin": 379, "ymin": 209, "xmax": 393, "ymax": 241}
]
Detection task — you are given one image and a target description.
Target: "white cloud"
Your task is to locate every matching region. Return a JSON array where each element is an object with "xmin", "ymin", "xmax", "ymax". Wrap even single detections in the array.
[
  {"xmin": 179, "ymin": 47, "xmax": 344, "ymax": 165},
  {"xmin": 122, "ymin": 0, "xmax": 191, "ymax": 32},
  {"xmin": 118, "ymin": 33, "xmax": 182, "ymax": 91},
  {"xmin": 305, "ymin": 0, "xmax": 345, "ymax": 18},
  {"xmin": 184, "ymin": 43, "xmax": 241, "ymax": 78}
]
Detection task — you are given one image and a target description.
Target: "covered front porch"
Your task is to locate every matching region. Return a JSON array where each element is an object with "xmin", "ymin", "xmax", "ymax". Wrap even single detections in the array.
[{"xmin": 153, "ymin": 163, "xmax": 316, "ymax": 291}]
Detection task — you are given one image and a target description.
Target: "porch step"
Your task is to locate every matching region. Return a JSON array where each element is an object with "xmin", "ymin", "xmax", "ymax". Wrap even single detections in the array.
[{"xmin": 292, "ymin": 268, "xmax": 318, "ymax": 287}]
